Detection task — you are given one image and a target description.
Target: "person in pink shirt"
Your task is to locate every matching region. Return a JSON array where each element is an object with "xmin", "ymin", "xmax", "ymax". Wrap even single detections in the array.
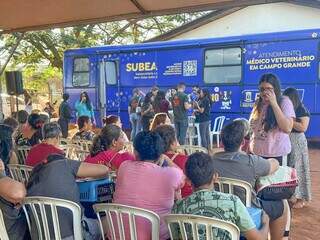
[
  {"xmin": 84, "ymin": 124, "xmax": 134, "ymax": 170},
  {"xmin": 113, "ymin": 131, "xmax": 185, "ymax": 240},
  {"xmin": 250, "ymin": 73, "xmax": 295, "ymax": 165}
]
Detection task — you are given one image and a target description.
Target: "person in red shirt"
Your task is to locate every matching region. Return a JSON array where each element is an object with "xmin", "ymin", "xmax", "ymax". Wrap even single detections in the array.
[
  {"xmin": 26, "ymin": 122, "xmax": 64, "ymax": 167},
  {"xmin": 153, "ymin": 124, "xmax": 192, "ymax": 198},
  {"xmin": 84, "ymin": 124, "xmax": 134, "ymax": 170}
]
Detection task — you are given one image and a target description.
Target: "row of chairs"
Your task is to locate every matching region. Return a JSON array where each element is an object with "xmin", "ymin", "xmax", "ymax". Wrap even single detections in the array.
[
  {"xmin": 187, "ymin": 116, "xmax": 226, "ymax": 147},
  {"xmin": 0, "ymin": 177, "xmax": 248, "ymax": 240}
]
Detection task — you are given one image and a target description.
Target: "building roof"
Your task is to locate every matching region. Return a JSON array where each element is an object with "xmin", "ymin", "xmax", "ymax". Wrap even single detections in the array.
[{"xmin": 146, "ymin": 0, "xmax": 320, "ymax": 42}]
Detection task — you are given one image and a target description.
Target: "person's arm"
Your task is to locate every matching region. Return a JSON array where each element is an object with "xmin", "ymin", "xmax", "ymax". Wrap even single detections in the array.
[
  {"xmin": 243, "ymin": 212, "xmax": 269, "ymax": 240},
  {"xmin": 64, "ymin": 104, "xmax": 73, "ymax": 120},
  {"xmin": 77, "ymin": 162, "xmax": 109, "ymax": 178},
  {"xmin": 267, "ymin": 158, "xmax": 280, "ymax": 175},
  {"xmin": 0, "ymin": 176, "xmax": 26, "ymax": 204},
  {"xmin": 293, "ymin": 116, "xmax": 309, "ymax": 133},
  {"xmin": 267, "ymin": 91, "xmax": 293, "ymax": 133}
]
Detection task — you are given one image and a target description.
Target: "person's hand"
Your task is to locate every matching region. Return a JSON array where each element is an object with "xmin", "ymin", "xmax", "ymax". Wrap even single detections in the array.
[
  {"xmin": 261, "ymin": 211, "xmax": 269, "ymax": 225},
  {"xmin": 264, "ymin": 89, "xmax": 277, "ymax": 107}
]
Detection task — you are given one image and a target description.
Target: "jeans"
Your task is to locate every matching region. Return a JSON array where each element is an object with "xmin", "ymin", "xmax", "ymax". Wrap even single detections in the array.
[
  {"xmin": 130, "ymin": 113, "xmax": 141, "ymax": 141},
  {"xmin": 199, "ymin": 121, "xmax": 210, "ymax": 149},
  {"xmin": 58, "ymin": 118, "xmax": 69, "ymax": 138},
  {"xmin": 174, "ymin": 119, "xmax": 188, "ymax": 145}
]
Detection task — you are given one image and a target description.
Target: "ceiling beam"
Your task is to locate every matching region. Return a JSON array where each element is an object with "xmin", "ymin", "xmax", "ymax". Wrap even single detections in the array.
[
  {"xmin": 0, "ymin": 0, "xmax": 286, "ymax": 34},
  {"xmin": 130, "ymin": 0, "xmax": 148, "ymax": 14}
]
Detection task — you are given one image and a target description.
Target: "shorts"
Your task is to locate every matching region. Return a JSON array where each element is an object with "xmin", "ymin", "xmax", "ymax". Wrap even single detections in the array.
[{"xmin": 260, "ymin": 199, "xmax": 284, "ymax": 221}]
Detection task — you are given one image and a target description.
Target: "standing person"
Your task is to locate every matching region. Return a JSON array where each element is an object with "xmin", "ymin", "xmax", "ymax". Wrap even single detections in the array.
[
  {"xmin": 153, "ymin": 90, "xmax": 170, "ymax": 114},
  {"xmin": 249, "ymin": 73, "xmax": 295, "ymax": 166},
  {"xmin": 283, "ymin": 87, "xmax": 311, "ymax": 209},
  {"xmin": 75, "ymin": 91, "xmax": 95, "ymax": 125},
  {"xmin": 172, "ymin": 82, "xmax": 191, "ymax": 145},
  {"xmin": 23, "ymin": 90, "xmax": 32, "ymax": 114},
  {"xmin": 128, "ymin": 88, "xmax": 143, "ymax": 141},
  {"xmin": 58, "ymin": 93, "xmax": 72, "ymax": 138},
  {"xmin": 140, "ymin": 92, "xmax": 155, "ymax": 131},
  {"xmin": 194, "ymin": 88, "xmax": 212, "ymax": 149}
]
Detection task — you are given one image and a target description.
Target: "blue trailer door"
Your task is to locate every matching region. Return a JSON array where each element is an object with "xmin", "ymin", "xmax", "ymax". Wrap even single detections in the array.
[{"xmin": 98, "ymin": 55, "xmax": 119, "ymax": 126}]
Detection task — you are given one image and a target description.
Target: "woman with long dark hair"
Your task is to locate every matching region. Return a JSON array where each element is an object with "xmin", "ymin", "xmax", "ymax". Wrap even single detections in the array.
[
  {"xmin": 194, "ymin": 88, "xmax": 212, "ymax": 149},
  {"xmin": 153, "ymin": 90, "xmax": 170, "ymax": 114},
  {"xmin": 84, "ymin": 124, "xmax": 134, "ymax": 170},
  {"xmin": 250, "ymin": 73, "xmax": 295, "ymax": 165},
  {"xmin": 283, "ymin": 87, "xmax": 311, "ymax": 208},
  {"xmin": 75, "ymin": 91, "xmax": 95, "ymax": 125}
]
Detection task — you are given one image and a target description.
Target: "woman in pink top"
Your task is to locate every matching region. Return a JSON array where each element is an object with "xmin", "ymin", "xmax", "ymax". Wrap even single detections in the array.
[
  {"xmin": 84, "ymin": 124, "xmax": 134, "ymax": 170},
  {"xmin": 249, "ymin": 73, "xmax": 295, "ymax": 165},
  {"xmin": 113, "ymin": 131, "xmax": 185, "ymax": 240}
]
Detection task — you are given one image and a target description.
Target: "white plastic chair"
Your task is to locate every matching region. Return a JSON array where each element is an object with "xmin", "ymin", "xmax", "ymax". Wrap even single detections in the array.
[
  {"xmin": 93, "ymin": 203, "xmax": 160, "ymax": 240},
  {"xmin": 7, "ymin": 164, "xmax": 33, "ymax": 183},
  {"xmin": 0, "ymin": 208, "xmax": 9, "ymax": 240},
  {"xmin": 16, "ymin": 146, "xmax": 31, "ymax": 164},
  {"xmin": 186, "ymin": 116, "xmax": 201, "ymax": 146},
  {"xmin": 72, "ymin": 139, "xmax": 92, "ymax": 152},
  {"xmin": 215, "ymin": 177, "xmax": 252, "ymax": 207},
  {"xmin": 210, "ymin": 116, "xmax": 226, "ymax": 148},
  {"xmin": 23, "ymin": 196, "xmax": 82, "ymax": 240},
  {"xmin": 176, "ymin": 145, "xmax": 208, "ymax": 155},
  {"xmin": 165, "ymin": 214, "xmax": 240, "ymax": 240}
]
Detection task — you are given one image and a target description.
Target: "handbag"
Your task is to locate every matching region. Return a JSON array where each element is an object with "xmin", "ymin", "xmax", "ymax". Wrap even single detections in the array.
[{"xmin": 256, "ymin": 166, "xmax": 298, "ymax": 200}]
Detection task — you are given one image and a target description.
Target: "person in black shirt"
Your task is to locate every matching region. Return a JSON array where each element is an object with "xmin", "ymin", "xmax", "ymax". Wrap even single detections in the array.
[
  {"xmin": 58, "ymin": 93, "xmax": 73, "ymax": 138},
  {"xmin": 194, "ymin": 88, "xmax": 212, "ymax": 149},
  {"xmin": 283, "ymin": 87, "xmax": 311, "ymax": 209}
]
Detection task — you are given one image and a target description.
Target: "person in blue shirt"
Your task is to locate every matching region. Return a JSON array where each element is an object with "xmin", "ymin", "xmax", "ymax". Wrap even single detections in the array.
[{"xmin": 75, "ymin": 91, "xmax": 95, "ymax": 125}]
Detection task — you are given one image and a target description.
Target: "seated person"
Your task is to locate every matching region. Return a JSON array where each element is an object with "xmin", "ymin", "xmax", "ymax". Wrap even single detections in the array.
[
  {"xmin": 72, "ymin": 116, "xmax": 95, "ymax": 141},
  {"xmin": 26, "ymin": 122, "xmax": 64, "ymax": 167},
  {"xmin": 172, "ymin": 152, "xmax": 269, "ymax": 240},
  {"xmin": 15, "ymin": 113, "xmax": 45, "ymax": 146},
  {"xmin": 113, "ymin": 131, "xmax": 185, "ymax": 240},
  {"xmin": 0, "ymin": 160, "xmax": 30, "ymax": 240},
  {"xmin": 149, "ymin": 112, "xmax": 172, "ymax": 131},
  {"xmin": 13, "ymin": 110, "xmax": 29, "ymax": 142},
  {"xmin": 103, "ymin": 115, "xmax": 129, "ymax": 142},
  {"xmin": 84, "ymin": 124, "xmax": 134, "ymax": 170},
  {"xmin": 213, "ymin": 121, "xmax": 286, "ymax": 240},
  {"xmin": 153, "ymin": 124, "xmax": 192, "ymax": 198},
  {"xmin": 27, "ymin": 153, "xmax": 109, "ymax": 240}
]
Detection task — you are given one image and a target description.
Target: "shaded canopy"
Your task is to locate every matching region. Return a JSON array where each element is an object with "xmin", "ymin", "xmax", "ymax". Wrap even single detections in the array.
[{"xmin": 0, "ymin": 0, "xmax": 283, "ymax": 33}]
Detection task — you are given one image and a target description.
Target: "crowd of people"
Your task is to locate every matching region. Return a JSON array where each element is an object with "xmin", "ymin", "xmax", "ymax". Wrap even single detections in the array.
[{"xmin": 0, "ymin": 72, "xmax": 312, "ymax": 240}]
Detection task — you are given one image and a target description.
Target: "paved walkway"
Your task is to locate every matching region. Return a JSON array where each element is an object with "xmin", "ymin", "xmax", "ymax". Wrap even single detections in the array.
[{"xmin": 290, "ymin": 147, "xmax": 319, "ymax": 240}]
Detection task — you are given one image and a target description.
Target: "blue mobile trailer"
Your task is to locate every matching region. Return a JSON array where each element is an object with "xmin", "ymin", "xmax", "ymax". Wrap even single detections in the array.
[{"xmin": 64, "ymin": 28, "xmax": 320, "ymax": 137}]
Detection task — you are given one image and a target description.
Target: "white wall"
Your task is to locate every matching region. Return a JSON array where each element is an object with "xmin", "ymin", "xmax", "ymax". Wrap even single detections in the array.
[{"xmin": 172, "ymin": 3, "xmax": 320, "ymax": 40}]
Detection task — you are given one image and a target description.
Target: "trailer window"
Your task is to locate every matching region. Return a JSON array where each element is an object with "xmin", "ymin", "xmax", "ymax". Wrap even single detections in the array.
[
  {"xmin": 204, "ymin": 48, "xmax": 241, "ymax": 84},
  {"xmin": 105, "ymin": 61, "xmax": 117, "ymax": 85},
  {"xmin": 73, "ymin": 58, "xmax": 90, "ymax": 86}
]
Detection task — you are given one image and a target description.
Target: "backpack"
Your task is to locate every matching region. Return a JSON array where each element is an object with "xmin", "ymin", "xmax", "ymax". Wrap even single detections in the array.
[{"xmin": 256, "ymin": 166, "xmax": 298, "ymax": 200}]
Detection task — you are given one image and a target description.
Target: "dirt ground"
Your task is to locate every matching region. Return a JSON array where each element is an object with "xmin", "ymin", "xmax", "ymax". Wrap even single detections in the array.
[{"xmin": 290, "ymin": 145, "xmax": 320, "ymax": 240}]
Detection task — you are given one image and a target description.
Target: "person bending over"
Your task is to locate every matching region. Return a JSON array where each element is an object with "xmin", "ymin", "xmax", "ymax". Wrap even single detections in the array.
[
  {"xmin": 172, "ymin": 152, "xmax": 269, "ymax": 240},
  {"xmin": 213, "ymin": 121, "xmax": 286, "ymax": 240}
]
